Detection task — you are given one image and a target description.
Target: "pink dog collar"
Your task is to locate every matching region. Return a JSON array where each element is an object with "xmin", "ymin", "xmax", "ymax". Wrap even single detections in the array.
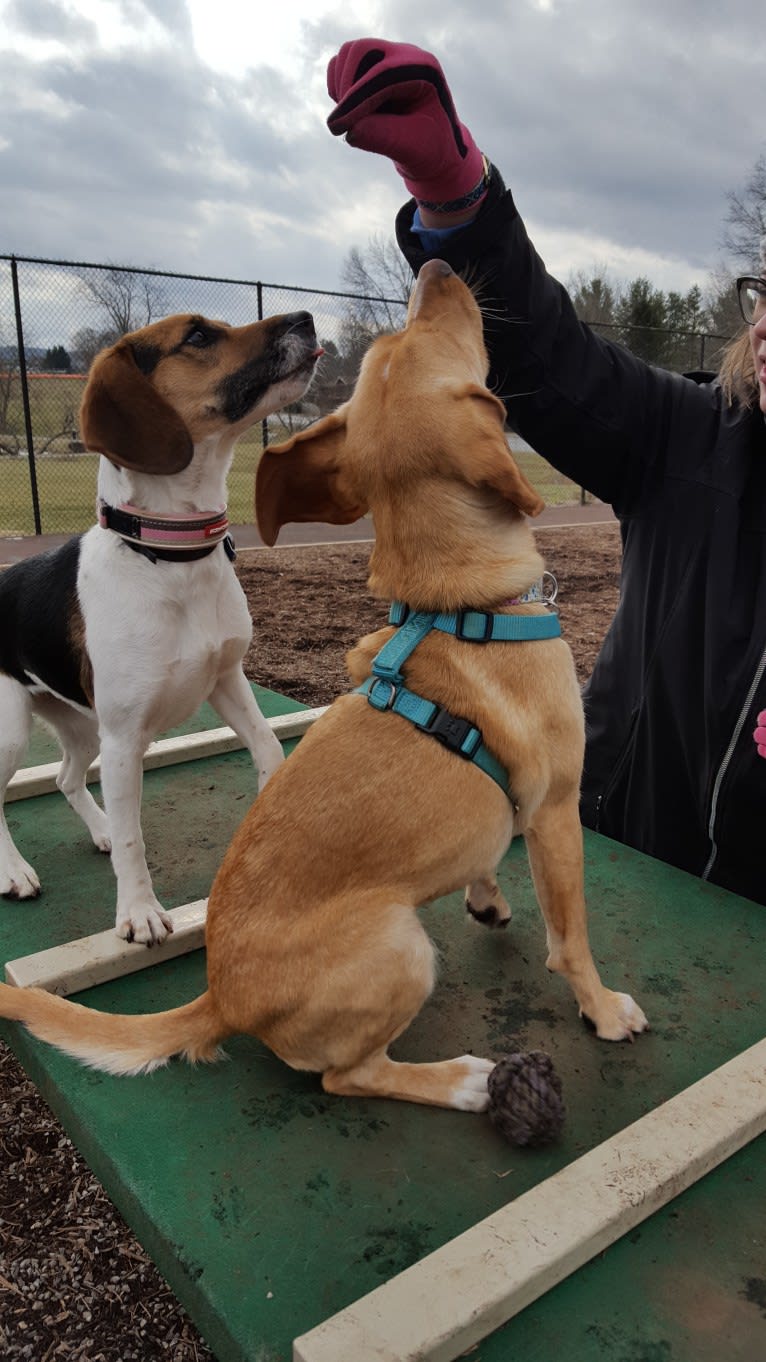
[{"xmin": 98, "ymin": 500, "xmax": 229, "ymax": 552}]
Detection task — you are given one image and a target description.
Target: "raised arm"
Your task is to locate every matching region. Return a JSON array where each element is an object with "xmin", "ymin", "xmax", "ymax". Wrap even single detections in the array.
[{"xmin": 327, "ymin": 39, "xmax": 722, "ymax": 515}]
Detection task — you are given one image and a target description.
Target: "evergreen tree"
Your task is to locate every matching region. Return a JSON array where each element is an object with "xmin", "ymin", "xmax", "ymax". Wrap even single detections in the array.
[
  {"xmin": 616, "ymin": 277, "xmax": 669, "ymax": 365},
  {"xmin": 42, "ymin": 344, "xmax": 71, "ymax": 372}
]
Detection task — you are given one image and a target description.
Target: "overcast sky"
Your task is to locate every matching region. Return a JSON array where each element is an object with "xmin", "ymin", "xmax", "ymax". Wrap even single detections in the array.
[{"xmin": 1, "ymin": 0, "xmax": 763, "ymax": 316}]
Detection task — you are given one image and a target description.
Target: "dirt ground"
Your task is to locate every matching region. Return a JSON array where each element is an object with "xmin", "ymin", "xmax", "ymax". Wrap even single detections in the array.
[
  {"xmin": 240, "ymin": 523, "xmax": 621, "ymax": 703},
  {"xmin": 0, "ymin": 523, "xmax": 620, "ymax": 1361}
]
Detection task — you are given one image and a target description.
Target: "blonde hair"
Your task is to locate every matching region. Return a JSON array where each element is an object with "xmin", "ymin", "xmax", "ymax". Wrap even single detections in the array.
[{"xmin": 718, "ymin": 328, "xmax": 758, "ymax": 408}]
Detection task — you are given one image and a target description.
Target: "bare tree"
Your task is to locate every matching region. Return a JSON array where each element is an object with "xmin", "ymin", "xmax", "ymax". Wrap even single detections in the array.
[
  {"xmin": 0, "ymin": 343, "xmax": 19, "ymax": 454},
  {"xmin": 332, "ymin": 234, "xmax": 413, "ymax": 390},
  {"xmin": 0, "ymin": 327, "xmax": 77, "ymax": 460},
  {"xmin": 700, "ymin": 265, "xmax": 744, "ymax": 370},
  {"xmin": 721, "ymin": 152, "xmax": 766, "ymax": 272},
  {"xmin": 0, "ymin": 366, "xmax": 75, "ymax": 461},
  {"xmin": 340, "ymin": 234, "xmax": 412, "ymax": 334},
  {"xmin": 76, "ymin": 266, "xmax": 169, "ymax": 339},
  {"xmin": 567, "ymin": 268, "xmax": 620, "ymax": 327},
  {"xmin": 70, "ymin": 325, "xmax": 121, "ymax": 372}
]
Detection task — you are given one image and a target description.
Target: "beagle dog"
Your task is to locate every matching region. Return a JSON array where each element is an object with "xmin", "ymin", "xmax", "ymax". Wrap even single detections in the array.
[
  {"xmin": 0, "ymin": 264, "xmax": 646, "ymax": 1112},
  {"xmin": 0, "ymin": 310, "xmax": 322, "ymax": 943}
]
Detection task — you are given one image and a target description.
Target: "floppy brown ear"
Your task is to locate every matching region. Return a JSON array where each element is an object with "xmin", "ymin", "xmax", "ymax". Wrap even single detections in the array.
[
  {"xmin": 459, "ymin": 383, "xmax": 545, "ymax": 517},
  {"xmin": 79, "ymin": 343, "xmax": 193, "ymax": 474},
  {"xmin": 255, "ymin": 408, "xmax": 368, "ymax": 546}
]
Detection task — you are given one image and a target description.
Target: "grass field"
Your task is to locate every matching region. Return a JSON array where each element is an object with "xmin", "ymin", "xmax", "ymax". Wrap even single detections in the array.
[
  {"xmin": 2, "ymin": 372, "xmax": 86, "ymax": 448},
  {"xmin": 1, "ymin": 370, "xmax": 584, "ymax": 535},
  {"xmin": 0, "ymin": 428, "xmax": 267, "ymax": 535}
]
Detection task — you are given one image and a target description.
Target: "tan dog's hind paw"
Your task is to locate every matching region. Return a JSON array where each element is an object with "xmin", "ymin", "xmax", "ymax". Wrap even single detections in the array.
[
  {"xmin": 583, "ymin": 990, "xmax": 649, "ymax": 1042},
  {"xmin": 465, "ymin": 877, "xmax": 511, "ymax": 929},
  {"xmin": 451, "ymin": 1055, "xmax": 495, "ymax": 1111},
  {"xmin": 323, "ymin": 1051, "xmax": 495, "ymax": 1111}
]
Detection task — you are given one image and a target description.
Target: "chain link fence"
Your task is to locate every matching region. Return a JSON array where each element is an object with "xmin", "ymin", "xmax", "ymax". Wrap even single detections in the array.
[{"xmin": 0, "ymin": 254, "xmax": 734, "ymax": 537}]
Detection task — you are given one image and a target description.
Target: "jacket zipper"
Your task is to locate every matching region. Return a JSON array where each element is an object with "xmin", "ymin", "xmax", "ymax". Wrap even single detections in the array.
[
  {"xmin": 702, "ymin": 640, "xmax": 766, "ymax": 881},
  {"xmin": 594, "ymin": 707, "xmax": 639, "ymax": 833}
]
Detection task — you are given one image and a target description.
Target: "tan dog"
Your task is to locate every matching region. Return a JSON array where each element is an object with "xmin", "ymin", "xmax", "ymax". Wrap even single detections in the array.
[{"xmin": 0, "ymin": 262, "xmax": 647, "ymax": 1112}]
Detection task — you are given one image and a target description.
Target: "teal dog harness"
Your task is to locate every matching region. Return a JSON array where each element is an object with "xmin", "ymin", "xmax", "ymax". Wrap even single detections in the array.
[{"xmin": 355, "ymin": 583, "xmax": 561, "ymax": 800}]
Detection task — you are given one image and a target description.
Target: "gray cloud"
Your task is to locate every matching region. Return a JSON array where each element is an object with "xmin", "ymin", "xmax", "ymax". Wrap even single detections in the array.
[
  {"xmin": 386, "ymin": 0, "xmax": 763, "ymax": 275},
  {"xmin": 5, "ymin": 0, "xmax": 96, "ymax": 41},
  {"xmin": 1, "ymin": 0, "xmax": 764, "ymax": 307}
]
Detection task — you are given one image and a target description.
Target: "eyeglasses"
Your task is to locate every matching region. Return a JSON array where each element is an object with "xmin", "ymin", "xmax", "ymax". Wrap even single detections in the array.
[{"xmin": 736, "ymin": 276, "xmax": 766, "ymax": 325}]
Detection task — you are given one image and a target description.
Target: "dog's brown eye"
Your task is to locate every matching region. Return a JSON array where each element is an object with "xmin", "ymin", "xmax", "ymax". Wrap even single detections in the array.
[{"xmin": 184, "ymin": 327, "xmax": 210, "ymax": 348}]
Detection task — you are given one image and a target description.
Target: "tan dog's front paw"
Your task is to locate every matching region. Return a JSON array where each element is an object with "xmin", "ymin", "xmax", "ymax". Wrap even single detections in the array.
[
  {"xmin": 583, "ymin": 990, "xmax": 648, "ymax": 1042},
  {"xmin": 116, "ymin": 903, "xmax": 175, "ymax": 946}
]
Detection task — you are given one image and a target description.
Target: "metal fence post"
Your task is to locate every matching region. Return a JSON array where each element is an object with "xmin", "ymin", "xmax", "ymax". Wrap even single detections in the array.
[
  {"xmin": 10, "ymin": 256, "xmax": 42, "ymax": 534},
  {"xmin": 256, "ymin": 280, "xmax": 268, "ymax": 452}
]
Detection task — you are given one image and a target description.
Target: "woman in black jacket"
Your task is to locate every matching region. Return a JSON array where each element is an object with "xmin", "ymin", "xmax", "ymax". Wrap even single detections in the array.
[{"xmin": 327, "ymin": 38, "xmax": 766, "ymax": 906}]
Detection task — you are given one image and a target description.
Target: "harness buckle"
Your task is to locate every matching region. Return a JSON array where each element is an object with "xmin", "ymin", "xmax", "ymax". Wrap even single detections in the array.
[
  {"xmin": 367, "ymin": 678, "xmax": 398, "ymax": 711},
  {"xmin": 542, "ymin": 570, "xmax": 559, "ymax": 609},
  {"xmin": 455, "ymin": 610, "xmax": 493, "ymax": 643},
  {"xmin": 426, "ymin": 706, "xmax": 481, "ymax": 758}
]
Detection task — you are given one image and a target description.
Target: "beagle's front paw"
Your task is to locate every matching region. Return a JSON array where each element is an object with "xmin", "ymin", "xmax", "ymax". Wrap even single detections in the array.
[
  {"xmin": 256, "ymin": 730, "xmax": 284, "ymax": 792},
  {"xmin": 116, "ymin": 901, "xmax": 175, "ymax": 946},
  {"xmin": 0, "ymin": 850, "xmax": 41, "ymax": 900},
  {"xmin": 87, "ymin": 808, "xmax": 112, "ymax": 854}
]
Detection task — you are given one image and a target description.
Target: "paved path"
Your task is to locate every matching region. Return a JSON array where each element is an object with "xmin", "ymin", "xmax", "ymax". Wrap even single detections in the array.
[{"xmin": 0, "ymin": 501, "xmax": 615, "ymax": 565}]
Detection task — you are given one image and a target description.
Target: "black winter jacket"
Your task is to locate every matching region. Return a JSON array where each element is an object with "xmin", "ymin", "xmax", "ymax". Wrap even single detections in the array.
[{"xmin": 396, "ymin": 167, "xmax": 766, "ymax": 906}]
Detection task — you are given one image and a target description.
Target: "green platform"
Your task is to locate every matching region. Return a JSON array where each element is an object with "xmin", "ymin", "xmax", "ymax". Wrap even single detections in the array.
[{"xmin": 1, "ymin": 686, "xmax": 764, "ymax": 1362}]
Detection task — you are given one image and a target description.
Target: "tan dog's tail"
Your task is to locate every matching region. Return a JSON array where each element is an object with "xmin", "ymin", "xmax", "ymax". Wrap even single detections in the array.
[{"xmin": 0, "ymin": 982, "xmax": 230, "ymax": 1076}]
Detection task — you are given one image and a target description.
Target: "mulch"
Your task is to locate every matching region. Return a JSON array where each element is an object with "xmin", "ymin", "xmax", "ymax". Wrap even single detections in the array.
[
  {"xmin": 238, "ymin": 524, "xmax": 620, "ymax": 704},
  {"xmin": 0, "ymin": 523, "xmax": 620, "ymax": 1360}
]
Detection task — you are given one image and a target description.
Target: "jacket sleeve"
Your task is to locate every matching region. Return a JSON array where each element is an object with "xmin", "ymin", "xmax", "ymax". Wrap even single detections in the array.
[{"xmin": 395, "ymin": 165, "xmax": 719, "ymax": 516}]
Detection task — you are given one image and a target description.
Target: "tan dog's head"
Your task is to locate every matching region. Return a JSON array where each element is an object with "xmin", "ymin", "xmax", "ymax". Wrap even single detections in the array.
[
  {"xmin": 80, "ymin": 311, "xmax": 321, "ymax": 474},
  {"xmin": 256, "ymin": 262, "xmax": 543, "ymax": 539},
  {"xmin": 256, "ymin": 261, "xmax": 544, "ymax": 607}
]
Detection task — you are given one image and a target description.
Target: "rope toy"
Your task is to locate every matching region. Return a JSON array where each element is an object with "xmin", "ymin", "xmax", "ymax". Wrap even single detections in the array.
[{"xmin": 487, "ymin": 1051, "xmax": 565, "ymax": 1146}]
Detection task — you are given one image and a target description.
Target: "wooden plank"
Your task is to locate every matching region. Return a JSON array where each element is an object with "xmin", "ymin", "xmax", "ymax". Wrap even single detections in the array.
[
  {"xmin": 293, "ymin": 1037, "xmax": 766, "ymax": 1362},
  {"xmin": 5, "ymin": 900, "xmax": 209, "ymax": 995},
  {"xmin": 6, "ymin": 707, "xmax": 327, "ymax": 802},
  {"xmin": 3, "ymin": 706, "xmax": 327, "ymax": 993}
]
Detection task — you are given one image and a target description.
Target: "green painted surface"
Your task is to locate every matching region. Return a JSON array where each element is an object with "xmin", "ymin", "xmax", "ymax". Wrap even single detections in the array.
[
  {"xmin": 1, "ymin": 688, "xmax": 764, "ymax": 1361},
  {"xmin": 478, "ymin": 1135, "xmax": 766, "ymax": 1362}
]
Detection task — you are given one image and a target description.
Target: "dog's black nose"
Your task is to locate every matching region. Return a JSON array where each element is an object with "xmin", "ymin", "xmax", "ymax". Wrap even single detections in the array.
[
  {"xmin": 419, "ymin": 259, "xmax": 454, "ymax": 280},
  {"xmin": 281, "ymin": 310, "xmax": 315, "ymax": 336}
]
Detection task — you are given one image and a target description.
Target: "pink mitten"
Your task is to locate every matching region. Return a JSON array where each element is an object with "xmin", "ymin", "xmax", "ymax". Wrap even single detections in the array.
[
  {"xmin": 754, "ymin": 709, "xmax": 766, "ymax": 759},
  {"xmin": 327, "ymin": 38, "xmax": 486, "ymax": 211}
]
